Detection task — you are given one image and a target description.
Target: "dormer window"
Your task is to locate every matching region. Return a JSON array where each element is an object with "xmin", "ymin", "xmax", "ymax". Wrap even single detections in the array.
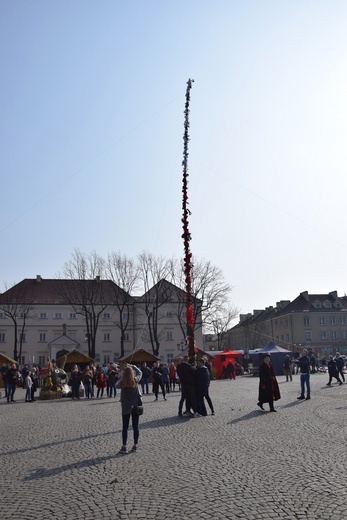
[{"xmin": 312, "ymin": 301, "xmax": 321, "ymax": 309}]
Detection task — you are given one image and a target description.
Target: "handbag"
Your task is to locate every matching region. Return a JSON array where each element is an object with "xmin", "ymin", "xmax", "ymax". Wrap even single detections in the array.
[{"xmin": 132, "ymin": 389, "xmax": 144, "ymax": 415}]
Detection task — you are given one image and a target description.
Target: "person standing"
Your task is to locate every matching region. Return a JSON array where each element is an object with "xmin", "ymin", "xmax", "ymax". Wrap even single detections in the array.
[
  {"xmin": 25, "ymin": 371, "xmax": 33, "ymax": 402},
  {"xmin": 30, "ymin": 367, "xmax": 39, "ymax": 401},
  {"xmin": 195, "ymin": 359, "xmax": 212, "ymax": 416},
  {"xmin": 83, "ymin": 367, "xmax": 93, "ymax": 399},
  {"xmin": 162, "ymin": 364, "xmax": 170, "ymax": 393},
  {"xmin": 169, "ymin": 362, "xmax": 177, "ymax": 392},
  {"xmin": 70, "ymin": 364, "xmax": 82, "ymax": 400},
  {"xmin": 107, "ymin": 364, "xmax": 119, "ymax": 398},
  {"xmin": 176, "ymin": 357, "xmax": 200, "ymax": 417},
  {"xmin": 326, "ymin": 355, "xmax": 342, "ymax": 386},
  {"xmin": 96, "ymin": 367, "xmax": 107, "ymax": 398},
  {"xmin": 140, "ymin": 362, "xmax": 151, "ymax": 394},
  {"xmin": 257, "ymin": 353, "xmax": 280, "ymax": 412},
  {"xmin": 1, "ymin": 363, "xmax": 8, "ymax": 399},
  {"xmin": 334, "ymin": 353, "xmax": 345, "ymax": 383},
  {"xmin": 295, "ymin": 349, "xmax": 311, "ymax": 400},
  {"xmin": 151, "ymin": 362, "xmax": 166, "ymax": 401},
  {"xmin": 7, "ymin": 363, "xmax": 19, "ymax": 403},
  {"xmin": 116, "ymin": 364, "xmax": 142, "ymax": 454},
  {"xmin": 283, "ymin": 355, "xmax": 293, "ymax": 382}
]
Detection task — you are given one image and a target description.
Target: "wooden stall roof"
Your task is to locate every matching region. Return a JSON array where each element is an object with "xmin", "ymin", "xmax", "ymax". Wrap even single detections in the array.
[
  {"xmin": 118, "ymin": 348, "xmax": 160, "ymax": 364},
  {"xmin": 0, "ymin": 352, "xmax": 16, "ymax": 365},
  {"xmin": 56, "ymin": 350, "xmax": 94, "ymax": 371}
]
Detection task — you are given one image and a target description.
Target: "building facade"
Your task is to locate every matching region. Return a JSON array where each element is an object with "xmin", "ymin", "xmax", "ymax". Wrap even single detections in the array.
[
  {"xmin": 227, "ymin": 291, "xmax": 347, "ymax": 357},
  {"xmin": 0, "ymin": 276, "xmax": 203, "ymax": 367}
]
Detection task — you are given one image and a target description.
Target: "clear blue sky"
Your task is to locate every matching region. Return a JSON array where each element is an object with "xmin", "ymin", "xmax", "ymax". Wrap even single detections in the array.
[{"xmin": 1, "ymin": 0, "xmax": 346, "ymax": 322}]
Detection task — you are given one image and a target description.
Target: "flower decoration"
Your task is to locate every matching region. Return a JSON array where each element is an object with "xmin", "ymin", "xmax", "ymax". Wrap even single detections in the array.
[{"xmin": 181, "ymin": 78, "xmax": 196, "ymax": 363}]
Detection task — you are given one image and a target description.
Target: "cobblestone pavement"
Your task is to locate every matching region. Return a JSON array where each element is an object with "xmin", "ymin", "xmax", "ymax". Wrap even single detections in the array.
[{"xmin": 1, "ymin": 372, "xmax": 346, "ymax": 520}]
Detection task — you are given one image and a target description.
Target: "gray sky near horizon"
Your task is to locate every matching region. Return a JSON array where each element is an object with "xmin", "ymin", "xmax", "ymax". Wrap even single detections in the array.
[{"xmin": 1, "ymin": 0, "xmax": 346, "ymax": 324}]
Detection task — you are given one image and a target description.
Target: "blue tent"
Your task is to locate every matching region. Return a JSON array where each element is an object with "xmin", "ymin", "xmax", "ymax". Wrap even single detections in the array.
[{"xmin": 256, "ymin": 343, "xmax": 293, "ymax": 376}]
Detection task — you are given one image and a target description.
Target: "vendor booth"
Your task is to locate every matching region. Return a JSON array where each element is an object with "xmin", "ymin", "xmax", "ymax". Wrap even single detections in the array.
[{"xmin": 211, "ymin": 349, "xmax": 243, "ymax": 379}]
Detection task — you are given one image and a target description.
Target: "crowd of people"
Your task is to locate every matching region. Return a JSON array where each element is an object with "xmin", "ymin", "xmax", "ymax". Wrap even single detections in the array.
[
  {"xmin": 0, "ymin": 362, "xmax": 39, "ymax": 403},
  {"xmin": 1, "ymin": 350, "xmax": 346, "ymax": 454}
]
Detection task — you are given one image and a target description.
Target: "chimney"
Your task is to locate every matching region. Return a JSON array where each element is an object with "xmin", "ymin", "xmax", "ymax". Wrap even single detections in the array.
[{"xmin": 36, "ymin": 275, "xmax": 42, "ymax": 283}]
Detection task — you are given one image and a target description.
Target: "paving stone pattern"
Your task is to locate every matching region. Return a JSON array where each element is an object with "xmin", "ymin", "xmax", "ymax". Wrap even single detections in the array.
[{"xmin": 0, "ymin": 372, "xmax": 346, "ymax": 520}]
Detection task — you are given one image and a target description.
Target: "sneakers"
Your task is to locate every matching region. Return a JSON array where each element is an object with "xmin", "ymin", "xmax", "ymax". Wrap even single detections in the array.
[
  {"xmin": 131, "ymin": 445, "xmax": 137, "ymax": 452},
  {"xmin": 193, "ymin": 412, "xmax": 202, "ymax": 418},
  {"xmin": 119, "ymin": 446, "xmax": 128, "ymax": 455}
]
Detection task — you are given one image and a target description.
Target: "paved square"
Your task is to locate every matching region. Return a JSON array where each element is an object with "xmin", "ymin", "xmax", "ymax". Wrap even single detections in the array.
[{"xmin": 1, "ymin": 372, "xmax": 346, "ymax": 520}]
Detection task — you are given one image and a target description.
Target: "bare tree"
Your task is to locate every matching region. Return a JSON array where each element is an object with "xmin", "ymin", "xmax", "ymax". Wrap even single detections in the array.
[
  {"xmin": 106, "ymin": 251, "xmax": 140, "ymax": 358},
  {"xmin": 137, "ymin": 252, "xmax": 174, "ymax": 357},
  {"xmin": 208, "ymin": 305, "xmax": 239, "ymax": 350},
  {"xmin": 59, "ymin": 249, "xmax": 109, "ymax": 359},
  {"xmin": 171, "ymin": 258, "xmax": 233, "ymax": 344},
  {"xmin": 0, "ymin": 282, "xmax": 35, "ymax": 362}
]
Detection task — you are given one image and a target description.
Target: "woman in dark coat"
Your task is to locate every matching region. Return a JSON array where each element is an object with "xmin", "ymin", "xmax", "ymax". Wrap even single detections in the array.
[
  {"xmin": 257, "ymin": 354, "xmax": 281, "ymax": 412},
  {"xmin": 326, "ymin": 355, "xmax": 342, "ymax": 385}
]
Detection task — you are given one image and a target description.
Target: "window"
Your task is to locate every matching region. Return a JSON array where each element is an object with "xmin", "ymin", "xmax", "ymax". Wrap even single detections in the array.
[
  {"xmin": 166, "ymin": 311, "xmax": 173, "ymax": 318},
  {"xmin": 103, "ymin": 355, "xmax": 110, "ymax": 365},
  {"xmin": 94, "ymin": 354, "xmax": 100, "ymax": 363},
  {"xmin": 122, "ymin": 312, "xmax": 129, "ymax": 320},
  {"xmin": 304, "ymin": 317, "xmax": 310, "ymax": 326},
  {"xmin": 69, "ymin": 313, "xmax": 76, "ymax": 319},
  {"xmin": 39, "ymin": 333, "xmax": 46, "ymax": 342},
  {"xmin": 38, "ymin": 356, "xmax": 46, "ymax": 366},
  {"xmin": 39, "ymin": 312, "xmax": 47, "ymax": 319},
  {"xmin": 54, "ymin": 312, "xmax": 62, "ymax": 319},
  {"xmin": 19, "ymin": 312, "xmax": 25, "ymax": 319},
  {"xmin": 0, "ymin": 333, "xmax": 5, "ymax": 342},
  {"xmin": 341, "ymin": 316, "xmax": 347, "ymax": 325},
  {"xmin": 0, "ymin": 312, "xmax": 5, "ymax": 319},
  {"xmin": 167, "ymin": 353, "xmax": 173, "ymax": 364},
  {"xmin": 319, "ymin": 318, "xmax": 326, "ymax": 326},
  {"xmin": 332, "ymin": 331, "xmax": 337, "ymax": 340},
  {"xmin": 320, "ymin": 331, "xmax": 328, "ymax": 340},
  {"xmin": 18, "ymin": 355, "xmax": 25, "ymax": 365},
  {"xmin": 113, "ymin": 352, "xmax": 120, "ymax": 362},
  {"xmin": 305, "ymin": 331, "xmax": 312, "ymax": 342},
  {"xmin": 103, "ymin": 312, "xmax": 111, "ymax": 319},
  {"xmin": 103, "ymin": 333, "xmax": 111, "ymax": 342},
  {"xmin": 166, "ymin": 331, "xmax": 173, "ymax": 341},
  {"xmin": 20, "ymin": 333, "xmax": 26, "ymax": 342},
  {"xmin": 343, "ymin": 331, "xmax": 347, "ymax": 339},
  {"xmin": 123, "ymin": 332, "xmax": 130, "ymax": 342},
  {"xmin": 330, "ymin": 317, "xmax": 336, "ymax": 325}
]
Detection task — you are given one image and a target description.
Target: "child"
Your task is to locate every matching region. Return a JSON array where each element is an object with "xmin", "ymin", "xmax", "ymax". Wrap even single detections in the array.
[{"xmin": 25, "ymin": 371, "xmax": 33, "ymax": 402}]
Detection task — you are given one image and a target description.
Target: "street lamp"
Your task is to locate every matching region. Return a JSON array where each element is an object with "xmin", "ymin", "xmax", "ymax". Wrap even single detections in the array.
[{"xmin": 177, "ymin": 341, "xmax": 186, "ymax": 353}]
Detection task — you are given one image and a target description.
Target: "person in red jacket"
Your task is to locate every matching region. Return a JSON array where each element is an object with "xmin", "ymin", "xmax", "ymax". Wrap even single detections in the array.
[{"xmin": 96, "ymin": 367, "xmax": 107, "ymax": 398}]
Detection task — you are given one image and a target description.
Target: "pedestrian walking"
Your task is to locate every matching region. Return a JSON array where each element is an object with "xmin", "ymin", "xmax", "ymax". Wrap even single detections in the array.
[
  {"xmin": 257, "ymin": 353, "xmax": 280, "ymax": 412},
  {"xmin": 326, "ymin": 355, "xmax": 342, "ymax": 386},
  {"xmin": 334, "ymin": 353, "xmax": 345, "ymax": 383}
]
